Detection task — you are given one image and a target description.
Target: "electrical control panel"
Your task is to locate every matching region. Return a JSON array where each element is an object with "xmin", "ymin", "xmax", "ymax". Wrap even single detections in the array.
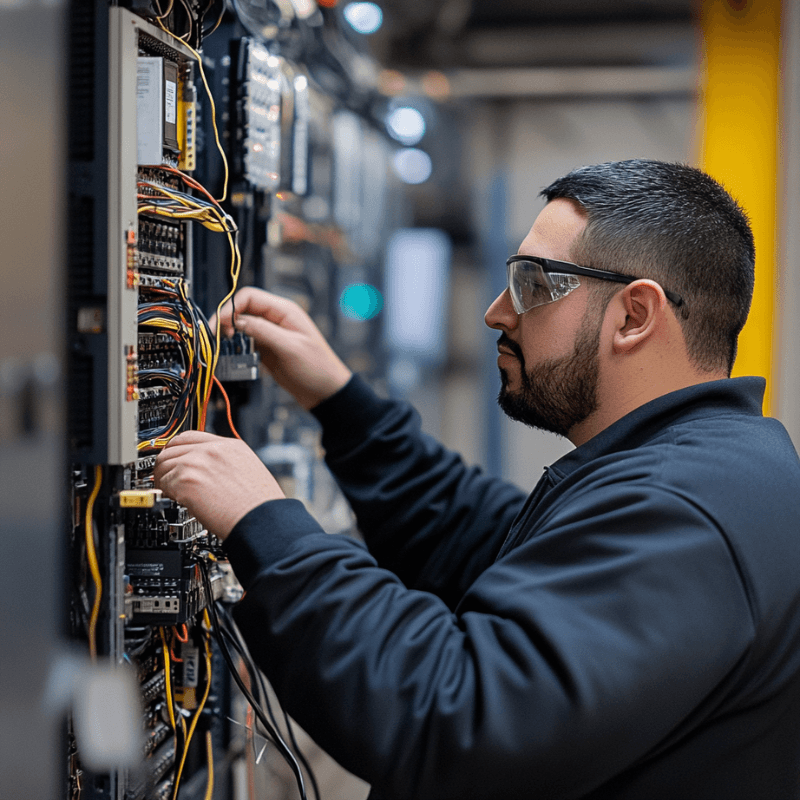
[{"xmin": 67, "ymin": 2, "xmax": 405, "ymax": 798}]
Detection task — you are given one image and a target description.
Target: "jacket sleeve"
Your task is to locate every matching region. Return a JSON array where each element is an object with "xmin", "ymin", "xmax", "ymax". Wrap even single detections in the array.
[
  {"xmin": 310, "ymin": 375, "xmax": 527, "ymax": 606},
  {"xmin": 223, "ymin": 483, "xmax": 754, "ymax": 800}
]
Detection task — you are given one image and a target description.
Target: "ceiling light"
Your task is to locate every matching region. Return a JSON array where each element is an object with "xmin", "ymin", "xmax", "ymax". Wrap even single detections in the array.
[
  {"xmin": 386, "ymin": 107, "xmax": 426, "ymax": 145},
  {"xmin": 343, "ymin": 2, "xmax": 383, "ymax": 34},
  {"xmin": 392, "ymin": 148, "xmax": 432, "ymax": 184}
]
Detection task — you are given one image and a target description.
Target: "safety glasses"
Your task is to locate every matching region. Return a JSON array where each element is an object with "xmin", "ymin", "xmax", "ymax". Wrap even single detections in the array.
[{"xmin": 506, "ymin": 255, "xmax": 684, "ymax": 315}]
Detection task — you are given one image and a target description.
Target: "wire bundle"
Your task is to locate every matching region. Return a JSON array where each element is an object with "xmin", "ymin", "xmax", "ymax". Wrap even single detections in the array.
[
  {"xmin": 136, "ymin": 166, "xmax": 242, "ymax": 446},
  {"xmin": 137, "ymin": 279, "xmax": 216, "ymax": 451},
  {"xmin": 151, "ymin": 0, "xmax": 226, "ymax": 45},
  {"xmin": 138, "ymin": 173, "xmax": 233, "ymax": 235},
  {"xmin": 197, "ymin": 560, "xmax": 320, "ymax": 800},
  {"xmin": 158, "ymin": 621, "xmax": 215, "ymax": 800}
]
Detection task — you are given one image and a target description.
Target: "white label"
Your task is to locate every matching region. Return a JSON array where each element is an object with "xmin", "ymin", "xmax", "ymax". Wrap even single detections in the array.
[
  {"xmin": 182, "ymin": 645, "xmax": 199, "ymax": 687},
  {"xmin": 137, "ymin": 57, "xmax": 163, "ymax": 165},
  {"xmin": 165, "ymin": 80, "xmax": 177, "ymax": 125}
]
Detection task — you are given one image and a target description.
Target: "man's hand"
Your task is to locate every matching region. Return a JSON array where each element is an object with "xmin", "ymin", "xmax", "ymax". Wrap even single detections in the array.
[
  {"xmin": 154, "ymin": 430, "xmax": 285, "ymax": 541},
  {"xmin": 213, "ymin": 287, "xmax": 352, "ymax": 410}
]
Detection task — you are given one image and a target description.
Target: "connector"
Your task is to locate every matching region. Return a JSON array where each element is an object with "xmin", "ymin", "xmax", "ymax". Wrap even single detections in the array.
[
  {"xmin": 215, "ymin": 332, "xmax": 259, "ymax": 382},
  {"xmin": 119, "ymin": 488, "xmax": 163, "ymax": 508}
]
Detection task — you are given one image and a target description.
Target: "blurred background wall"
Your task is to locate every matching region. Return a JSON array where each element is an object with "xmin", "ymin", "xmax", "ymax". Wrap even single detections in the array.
[{"xmin": 375, "ymin": 0, "xmax": 797, "ymax": 487}]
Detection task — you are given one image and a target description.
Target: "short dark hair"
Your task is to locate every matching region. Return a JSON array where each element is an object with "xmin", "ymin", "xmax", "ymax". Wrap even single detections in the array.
[{"xmin": 541, "ymin": 160, "xmax": 755, "ymax": 375}]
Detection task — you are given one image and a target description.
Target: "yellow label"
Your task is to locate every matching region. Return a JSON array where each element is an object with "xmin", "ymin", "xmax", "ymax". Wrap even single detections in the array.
[{"xmin": 118, "ymin": 489, "xmax": 162, "ymax": 508}]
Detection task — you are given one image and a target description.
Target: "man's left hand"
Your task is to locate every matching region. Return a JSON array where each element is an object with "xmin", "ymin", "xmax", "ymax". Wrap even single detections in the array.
[{"xmin": 154, "ymin": 431, "xmax": 285, "ymax": 540}]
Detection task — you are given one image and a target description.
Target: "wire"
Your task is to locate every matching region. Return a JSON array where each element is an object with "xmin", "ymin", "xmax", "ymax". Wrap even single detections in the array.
[
  {"xmin": 197, "ymin": 560, "xmax": 309, "ymax": 800},
  {"xmin": 202, "ymin": 232, "xmax": 242, "ymax": 430},
  {"xmin": 176, "ymin": 0, "xmax": 194, "ymax": 41},
  {"xmin": 136, "ymin": 278, "xmax": 219, "ymax": 452},
  {"xmin": 153, "ymin": 0, "xmax": 175, "ymax": 19},
  {"xmin": 85, "ymin": 465, "xmax": 103, "ymax": 661},
  {"xmin": 154, "ymin": 21, "xmax": 229, "ymax": 203},
  {"xmin": 216, "ymin": 593, "xmax": 322, "ymax": 800},
  {"xmin": 202, "ymin": 0, "xmax": 227, "ymax": 38},
  {"xmin": 204, "ymin": 730, "xmax": 214, "ymax": 800},
  {"xmin": 213, "ymin": 375, "xmax": 242, "ymax": 439},
  {"xmin": 136, "ymin": 182, "xmax": 242, "ymax": 446},
  {"xmin": 216, "ymin": 602, "xmax": 321, "ymax": 800},
  {"xmin": 172, "ymin": 626, "xmax": 213, "ymax": 800},
  {"xmin": 159, "ymin": 627, "xmax": 178, "ymax": 732},
  {"xmin": 170, "ymin": 635, "xmax": 184, "ymax": 663}
]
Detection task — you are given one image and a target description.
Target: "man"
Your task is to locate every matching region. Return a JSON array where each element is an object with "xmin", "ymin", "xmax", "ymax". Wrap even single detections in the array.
[{"xmin": 155, "ymin": 160, "xmax": 800, "ymax": 799}]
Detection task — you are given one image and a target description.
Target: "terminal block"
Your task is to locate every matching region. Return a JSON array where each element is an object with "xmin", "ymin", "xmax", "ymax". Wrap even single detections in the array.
[{"xmin": 215, "ymin": 332, "xmax": 259, "ymax": 382}]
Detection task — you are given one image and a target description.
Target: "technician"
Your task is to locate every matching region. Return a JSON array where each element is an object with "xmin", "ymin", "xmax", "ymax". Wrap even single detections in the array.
[{"xmin": 155, "ymin": 160, "xmax": 800, "ymax": 799}]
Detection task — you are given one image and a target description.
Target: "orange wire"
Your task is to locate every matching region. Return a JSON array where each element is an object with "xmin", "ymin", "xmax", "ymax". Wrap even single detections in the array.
[
  {"xmin": 175, "ymin": 623, "xmax": 189, "ymax": 642},
  {"xmin": 212, "ymin": 375, "xmax": 242, "ymax": 439},
  {"xmin": 158, "ymin": 165, "xmax": 220, "ymax": 206},
  {"xmin": 170, "ymin": 636, "xmax": 184, "ymax": 663}
]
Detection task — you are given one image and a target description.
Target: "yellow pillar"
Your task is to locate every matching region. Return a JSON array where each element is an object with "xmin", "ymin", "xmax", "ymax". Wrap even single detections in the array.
[{"xmin": 697, "ymin": 0, "xmax": 781, "ymax": 413}]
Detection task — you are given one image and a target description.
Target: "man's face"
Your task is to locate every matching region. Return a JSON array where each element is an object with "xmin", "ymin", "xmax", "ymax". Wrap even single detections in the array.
[{"xmin": 484, "ymin": 198, "xmax": 604, "ymax": 439}]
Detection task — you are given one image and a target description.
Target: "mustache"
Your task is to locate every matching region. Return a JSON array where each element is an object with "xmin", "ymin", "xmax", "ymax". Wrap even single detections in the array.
[{"xmin": 497, "ymin": 333, "xmax": 524, "ymax": 362}]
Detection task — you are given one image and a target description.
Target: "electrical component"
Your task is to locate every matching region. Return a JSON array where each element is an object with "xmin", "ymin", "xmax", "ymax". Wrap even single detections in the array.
[
  {"xmin": 137, "ymin": 217, "xmax": 185, "ymax": 274},
  {"xmin": 215, "ymin": 332, "xmax": 259, "ymax": 382},
  {"xmin": 293, "ymin": 73, "xmax": 311, "ymax": 196},
  {"xmin": 119, "ymin": 488, "xmax": 164, "ymax": 508},
  {"xmin": 233, "ymin": 39, "xmax": 283, "ymax": 190},
  {"xmin": 137, "ymin": 56, "xmax": 181, "ymax": 166},
  {"xmin": 137, "ymin": 57, "xmax": 165, "ymax": 165},
  {"xmin": 178, "ymin": 78, "xmax": 197, "ymax": 171},
  {"xmin": 126, "ymin": 549, "xmax": 206, "ymax": 624},
  {"xmin": 163, "ymin": 60, "xmax": 179, "ymax": 152}
]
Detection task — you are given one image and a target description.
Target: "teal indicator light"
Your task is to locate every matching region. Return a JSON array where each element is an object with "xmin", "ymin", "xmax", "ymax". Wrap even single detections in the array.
[{"xmin": 340, "ymin": 283, "xmax": 383, "ymax": 320}]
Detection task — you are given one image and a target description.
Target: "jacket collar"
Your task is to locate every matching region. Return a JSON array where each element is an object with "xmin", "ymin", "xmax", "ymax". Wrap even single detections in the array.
[{"xmin": 549, "ymin": 376, "xmax": 766, "ymax": 481}]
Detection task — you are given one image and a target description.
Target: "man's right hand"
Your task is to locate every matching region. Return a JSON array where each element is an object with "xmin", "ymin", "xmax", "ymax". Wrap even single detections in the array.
[{"xmin": 213, "ymin": 287, "xmax": 352, "ymax": 410}]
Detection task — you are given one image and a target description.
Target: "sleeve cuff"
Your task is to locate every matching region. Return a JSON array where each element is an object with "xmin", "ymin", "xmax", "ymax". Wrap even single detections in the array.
[
  {"xmin": 310, "ymin": 373, "xmax": 398, "ymax": 456},
  {"xmin": 222, "ymin": 498, "xmax": 324, "ymax": 589}
]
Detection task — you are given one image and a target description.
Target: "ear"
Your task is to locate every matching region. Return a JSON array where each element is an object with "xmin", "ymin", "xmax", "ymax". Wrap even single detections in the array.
[{"xmin": 612, "ymin": 280, "xmax": 668, "ymax": 354}]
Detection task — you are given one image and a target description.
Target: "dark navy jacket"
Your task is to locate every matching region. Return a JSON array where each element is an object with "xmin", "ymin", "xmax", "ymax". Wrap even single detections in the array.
[{"xmin": 224, "ymin": 375, "xmax": 800, "ymax": 799}]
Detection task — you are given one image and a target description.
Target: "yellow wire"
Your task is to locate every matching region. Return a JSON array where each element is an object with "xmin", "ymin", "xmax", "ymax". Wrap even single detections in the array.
[
  {"xmin": 85, "ymin": 465, "xmax": 103, "ymax": 661},
  {"xmin": 201, "ymin": 228, "xmax": 241, "ymax": 429},
  {"xmin": 159, "ymin": 627, "xmax": 177, "ymax": 732},
  {"xmin": 138, "ymin": 204, "xmax": 228, "ymax": 232},
  {"xmin": 172, "ymin": 632, "xmax": 214, "ymax": 800},
  {"xmin": 155, "ymin": 21, "xmax": 229, "ymax": 202},
  {"xmin": 204, "ymin": 730, "xmax": 214, "ymax": 800}
]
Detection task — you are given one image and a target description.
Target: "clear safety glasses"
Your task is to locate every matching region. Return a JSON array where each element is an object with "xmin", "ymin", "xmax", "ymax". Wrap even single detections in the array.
[{"xmin": 505, "ymin": 255, "xmax": 684, "ymax": 315}]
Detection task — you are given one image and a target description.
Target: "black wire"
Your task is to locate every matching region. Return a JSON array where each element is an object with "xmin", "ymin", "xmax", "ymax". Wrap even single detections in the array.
[
  {"xmin": 215, "ymin": 602, "xmax": 322, "ymax": 800},
  {"xmin": 281, "ymin": 704, "xmax": 321, "ymax": 800},
  {"xmin": 217, "ymin": 607, "xmax": 284, "ymax": 733},
  {"xmin": 202, "ymin": 0, "xmax": 227, "ymax": 38},
  {"xmin": 197, "ymin": 560, "xmax": 308, "ymax": 800}
]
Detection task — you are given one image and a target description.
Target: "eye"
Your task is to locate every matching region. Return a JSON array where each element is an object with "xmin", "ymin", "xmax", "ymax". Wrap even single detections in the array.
[
  {"xmin": 547, "ymin": 274, "xmax": 580, "ymax": 301},
  {"xmin": 520, "ymin": 279, "xmax": 551, "ymax": 303}
]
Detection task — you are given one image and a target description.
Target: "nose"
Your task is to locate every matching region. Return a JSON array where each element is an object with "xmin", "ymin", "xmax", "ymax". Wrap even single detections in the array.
[{"xmin": 485, "ymin": 288, "xmax": 519, "ymax": 332}]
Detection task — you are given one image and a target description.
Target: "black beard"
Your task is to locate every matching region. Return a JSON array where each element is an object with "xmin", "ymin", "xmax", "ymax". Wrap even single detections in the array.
[{"xmin": 496, "ymin": 313, "xmax": 601, "ymax": 439}]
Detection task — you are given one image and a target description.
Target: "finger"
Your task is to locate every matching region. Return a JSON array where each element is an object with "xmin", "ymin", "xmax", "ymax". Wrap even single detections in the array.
[
  {"xmin": 233, "ymin": 313, "xmax": 298, "ymax": 358},
  {"xmin": 155, "ymin": 433, "xmax": 216, "ymax": 469},
  {"xmin": 214, "ymin": 288, "xmax": 278, "ymax": 337},
  {"xmin": 232, "ymin": 289, "xmax": 308, "ymax": 331},
  {"xmin": 214, "ymin": 287, "xmax": 262, "ymax": 337},
  {"xmin": 164, "ymin": 430, "xmax": 221, "ymax": 447},
  {"xmin": 153, "ymin": 459, "xmax": 180, "ymax": 496}
]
